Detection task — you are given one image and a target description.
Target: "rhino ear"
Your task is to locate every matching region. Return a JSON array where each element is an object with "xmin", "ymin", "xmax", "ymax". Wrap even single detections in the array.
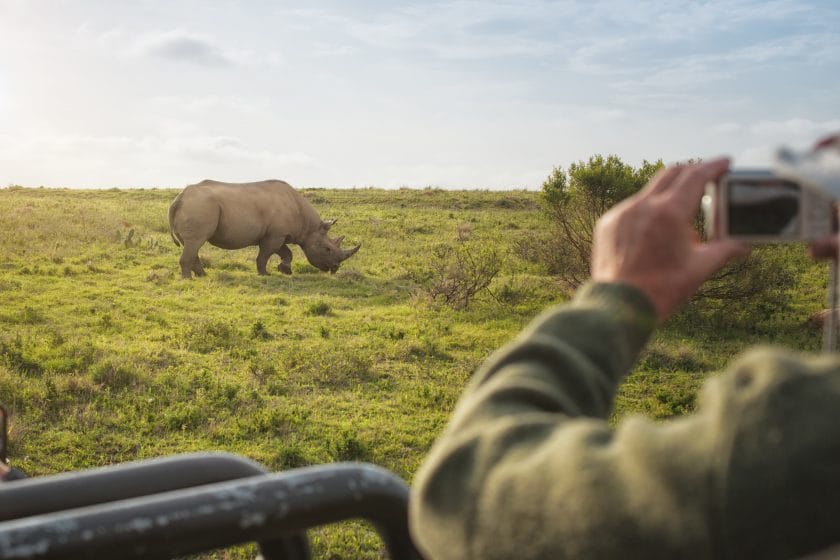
[{"xmin": 321, "ymin": 218, "xmax": 337, "ymax": 232}]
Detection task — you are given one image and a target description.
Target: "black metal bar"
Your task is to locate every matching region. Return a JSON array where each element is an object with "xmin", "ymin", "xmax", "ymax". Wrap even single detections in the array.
[
  {"xmin": 0, "ymin": 452, "xmax": 311, "ymax": 560},
  {"xmin": 0, "ymin": 462, "xmax": 421, "ymax": 560},
  {"xmin": 0, "ymin": 452, "xmax": 268, "ymax": 521}
]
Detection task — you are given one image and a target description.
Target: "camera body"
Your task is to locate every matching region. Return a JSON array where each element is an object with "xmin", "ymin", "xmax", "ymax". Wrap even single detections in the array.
[{"xmin": 702, "ymin": 169, "xmax": 837, "ymax": 243}]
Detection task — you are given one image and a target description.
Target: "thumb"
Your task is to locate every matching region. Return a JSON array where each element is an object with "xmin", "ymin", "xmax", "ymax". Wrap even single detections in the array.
[{"xmin": 810, "ymin": 235, "xmax": 838, "ymax": 260}]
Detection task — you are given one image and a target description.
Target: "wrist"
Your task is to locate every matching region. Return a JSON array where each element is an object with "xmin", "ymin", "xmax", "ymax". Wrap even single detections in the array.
[{"xmin": 576, "ymin": 281, "xmax": 658, "ymax": 323}]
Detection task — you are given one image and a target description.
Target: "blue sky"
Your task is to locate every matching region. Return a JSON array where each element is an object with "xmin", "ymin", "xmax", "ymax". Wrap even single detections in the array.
[{"xmin": 0, "ymin": 0, "xmax": 838, "ymax": 189}]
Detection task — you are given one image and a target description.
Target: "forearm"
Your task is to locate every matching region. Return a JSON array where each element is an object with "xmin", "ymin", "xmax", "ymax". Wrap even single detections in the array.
[
  {"xmin": 410, "ymin": 282, "xmax": 663, "ymax": 559},
  {"xmin": 410, "ymin": 161, "xmax": 752, "ymax": 559},
  {"xmin": 448, "ymin": 282, "xmax": 656, "ymax": 429}
]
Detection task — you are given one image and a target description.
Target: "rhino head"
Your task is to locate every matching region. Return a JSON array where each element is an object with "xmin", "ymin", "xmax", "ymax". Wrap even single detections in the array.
[{"xmin": 301, "ymin": 219, "xmax": 361, "ymax": 273}]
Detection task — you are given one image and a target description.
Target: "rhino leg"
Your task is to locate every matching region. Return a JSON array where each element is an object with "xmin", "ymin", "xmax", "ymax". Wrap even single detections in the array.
[
  {"xmin": 256, "ymin": 237, "xmax": 288, "ymax": 275},
  {"xmin": 276, "ymin": 245, "xmax": 293, "ymax": 275},
  {"xmin": 192, "ymin": 258, "xmax": 206, "ymax": 277},
  {"xmin": 256, "ymin": 243, "xmax": 272, "ymax": 276},
  {"xmin": 179, "ymin": 242, "xmax": 204, "ymax": 279}
]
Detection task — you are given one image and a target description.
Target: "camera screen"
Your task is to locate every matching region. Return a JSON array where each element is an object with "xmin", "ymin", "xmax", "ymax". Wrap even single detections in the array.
[{"xmin": 727, "ymin": 179, "xmax": 801, "ymax": 236}]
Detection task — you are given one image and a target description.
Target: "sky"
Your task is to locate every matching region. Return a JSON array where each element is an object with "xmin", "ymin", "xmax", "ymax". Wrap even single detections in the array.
[{"xmin": 0, "ymin": 0, "xmax": 838, "ymax": 189}]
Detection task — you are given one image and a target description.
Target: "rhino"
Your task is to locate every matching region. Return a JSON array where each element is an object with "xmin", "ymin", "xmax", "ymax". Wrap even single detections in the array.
[{"xmin": 168, "ymin": 179, "xmax": 360, "ymax": 279}]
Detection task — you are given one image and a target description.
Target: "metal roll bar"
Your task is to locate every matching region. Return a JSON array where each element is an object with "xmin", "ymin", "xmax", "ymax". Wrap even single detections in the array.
[
  {"xmin": 0, "ymin": 458, "xmax": 420, "ymax": 560},
  {"xmin": 0, "ymin": 452, "xmax": 268, "ymax": 521},
  {"xmin": 0, "ymin": 452, "xmax": 312, "ymax": 559}
]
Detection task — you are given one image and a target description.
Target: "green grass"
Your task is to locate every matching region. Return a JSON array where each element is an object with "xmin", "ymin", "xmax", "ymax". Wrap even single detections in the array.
[{"xmin": 0, "ymin": 185, "xmax": 829, "ymax": 558}]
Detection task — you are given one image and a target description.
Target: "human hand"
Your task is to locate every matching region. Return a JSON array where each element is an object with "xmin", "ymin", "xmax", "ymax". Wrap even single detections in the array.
[
  {"xmin": 809, "ymin": 234, "xmax": 837, "ymax": 260},
  {"xmin": 591, "ymin": 159, "xmax": 751, "ymax": 322},
  {"xmin": 807, "ymin": 134, "xmax": 840, "ymax": 261}
]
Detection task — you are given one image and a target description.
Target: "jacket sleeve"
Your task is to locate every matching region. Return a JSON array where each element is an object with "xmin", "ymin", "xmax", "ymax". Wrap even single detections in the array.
[{"xmin": 409, "ymin": 282, "xmax": 725, "ymax": 560}]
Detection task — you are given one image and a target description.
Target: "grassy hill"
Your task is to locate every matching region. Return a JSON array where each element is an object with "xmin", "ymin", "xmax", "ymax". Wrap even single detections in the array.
[{"xmin": 0, "ymin": 185, "xmax": 830, "ymax": 558}]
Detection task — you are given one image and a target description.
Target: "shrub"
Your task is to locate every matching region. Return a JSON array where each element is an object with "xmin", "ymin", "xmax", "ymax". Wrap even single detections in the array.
[
  {"xmin": 90, "ymin": 360, "xmax": 143, "ymax": 390},
  {"xmin": 331, "ymin": 431, "xmax": 372, "ymax": 462},
  {"xmin": 306, "ymin": 301, "xmax": 332, "ymax": 316},
  {"xmin": 537, "ymin": 154, "xmax": 663, "ymax": 288},
  {"xmin": 529, "ymin": 154, "xmax": 800, "ymax": 318},
  {"xmin": 493, "ymin": 278, "xmax": 530, "ymax": 306},
  {"xmin": 250, "ymin": 321, "xmax": 272, "ymax": 340},
  {"xmin": 276, "ymin": 445, "xmax": 310, "ymax": 469},
  {"xmin": 412, "ymin": 242, "xmax": 502, "ymax": 310},
  {"xmin": 680, "ymin": 244, "xmax": 803, "ymax": 328},
  {"xmin": 248, "ymin": 359, "xmax": 277, "ymax": 386}
]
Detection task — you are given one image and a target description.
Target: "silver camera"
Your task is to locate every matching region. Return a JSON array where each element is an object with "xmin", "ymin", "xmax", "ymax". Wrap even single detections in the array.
[{"xmin": 702, "ymin": 169, "xmax": 837, "ymax": 242}]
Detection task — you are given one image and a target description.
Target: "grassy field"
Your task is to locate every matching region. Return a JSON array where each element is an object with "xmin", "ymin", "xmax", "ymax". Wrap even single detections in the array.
[{"xmin": 0, "ymin": 185, "xmax": 831, "ymax": 557}]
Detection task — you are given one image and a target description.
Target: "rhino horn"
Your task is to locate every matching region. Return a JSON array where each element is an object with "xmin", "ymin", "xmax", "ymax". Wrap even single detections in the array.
[
  {"xmin": 333, "ymin": 235, "xmax": 345, "ymax": 247},
  {"xmin": 321, "ymin": 218, "xmax": 337, "ymax": 231},
  {"xmin": 340, "ymin": 243, "xmax": 361, "ymax": 261}
]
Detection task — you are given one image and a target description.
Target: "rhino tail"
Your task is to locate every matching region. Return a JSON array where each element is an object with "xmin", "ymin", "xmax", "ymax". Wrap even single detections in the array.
[{"xmin": 168, "ymin": 195, "xmax": 183, "ymax": 247}]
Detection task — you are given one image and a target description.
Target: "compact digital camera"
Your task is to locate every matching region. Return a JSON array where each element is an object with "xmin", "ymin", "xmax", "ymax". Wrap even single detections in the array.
[{"xmin": 702, "ymin": 169, "xmax": 838, "ymax": 242}]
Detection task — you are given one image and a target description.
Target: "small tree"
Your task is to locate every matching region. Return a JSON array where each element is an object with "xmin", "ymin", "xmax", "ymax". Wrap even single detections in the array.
[
  {"xmin": 538, "ymin": 154, "xmax": 663, "ymax": 287},
  {"xmin": 524, "ymin": 154, "xmax": 800, "ymax": 320},
  {"xmin": 410, "ymin": 242, "xmax": 502, "ymax": 310}
]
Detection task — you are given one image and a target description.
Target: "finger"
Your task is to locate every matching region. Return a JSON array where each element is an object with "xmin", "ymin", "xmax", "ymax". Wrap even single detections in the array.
[
  {"xmin": 640, "ymin": 165, "xmax": 683, "ymax": 197},
  {"xmin": 814, "ymin": 135, "xmax": 840, "ymax": 151},
  {"xmin": 665, "ymin": 158, "xmax": 730, "ymax": 219},
  {"xmin": 690, "ymin": 229, "xmax": 701, "ymax": 244},
  {"xmin": 809, "ymin": 235, "xmax": 838, "ymax": 260}
]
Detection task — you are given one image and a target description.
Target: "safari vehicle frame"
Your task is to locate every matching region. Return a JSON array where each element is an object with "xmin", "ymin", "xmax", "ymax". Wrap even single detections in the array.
[{"xmin": 0, "ymin": 451, "xmax": 421, "ymax": 559}]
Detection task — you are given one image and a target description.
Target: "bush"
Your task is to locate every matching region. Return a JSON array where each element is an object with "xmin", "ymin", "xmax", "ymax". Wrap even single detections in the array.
[
  {"xmin": 538, "ymin": 154, "xmax": 663, "ymax": 288},
  {"xmin": 528, "ymin": 154, "xmax": 800, "ymax": 317},
  {"xmin": 694, "ymin": 247, "xmax": 797, "ymax": 304},
  {"xmin": 250, "ymin": 321, "xmax": 272, "ymax": 340},
  {"xmin": 306, "ymin": 301, "xmax": 332, "ymax": 316},
  {"xmin": 681, "ymin": 244, "xmax": 803, "ymax": 328},
  {"xmin": 90, "ymin": 360, "xmax": 143, "ymax": 390},
  {"xmin": 412, "ymin": 242, "xmax": 502, "ymax": 310},
  {"xmin": 331, "ymin": 431, "xmax": 372, "ymax": 462}
]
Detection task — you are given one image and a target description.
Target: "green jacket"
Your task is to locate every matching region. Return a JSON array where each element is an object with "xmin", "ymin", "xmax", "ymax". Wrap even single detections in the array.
[{"xmin": 410, "ymin": 282, "xmax": 840, "ymax": 559}]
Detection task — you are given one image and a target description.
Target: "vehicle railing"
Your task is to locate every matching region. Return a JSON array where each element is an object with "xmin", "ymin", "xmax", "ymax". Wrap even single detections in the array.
[{"xmin": 0, "ymin": 455, "xmax": 421, "ymax": 560}]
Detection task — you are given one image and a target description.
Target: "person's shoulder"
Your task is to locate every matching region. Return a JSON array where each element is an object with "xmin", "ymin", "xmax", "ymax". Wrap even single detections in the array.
[
  {"xmin": 701, "ymin": 346, "xmax": 840, "ymax": 422},
  {"xmin": 726, "ymin": 345, "xmax": 838, "ymax": 389},
  {"xmin": 707, "ymin": 346, "xmax": 840, "ymax": 559}
]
